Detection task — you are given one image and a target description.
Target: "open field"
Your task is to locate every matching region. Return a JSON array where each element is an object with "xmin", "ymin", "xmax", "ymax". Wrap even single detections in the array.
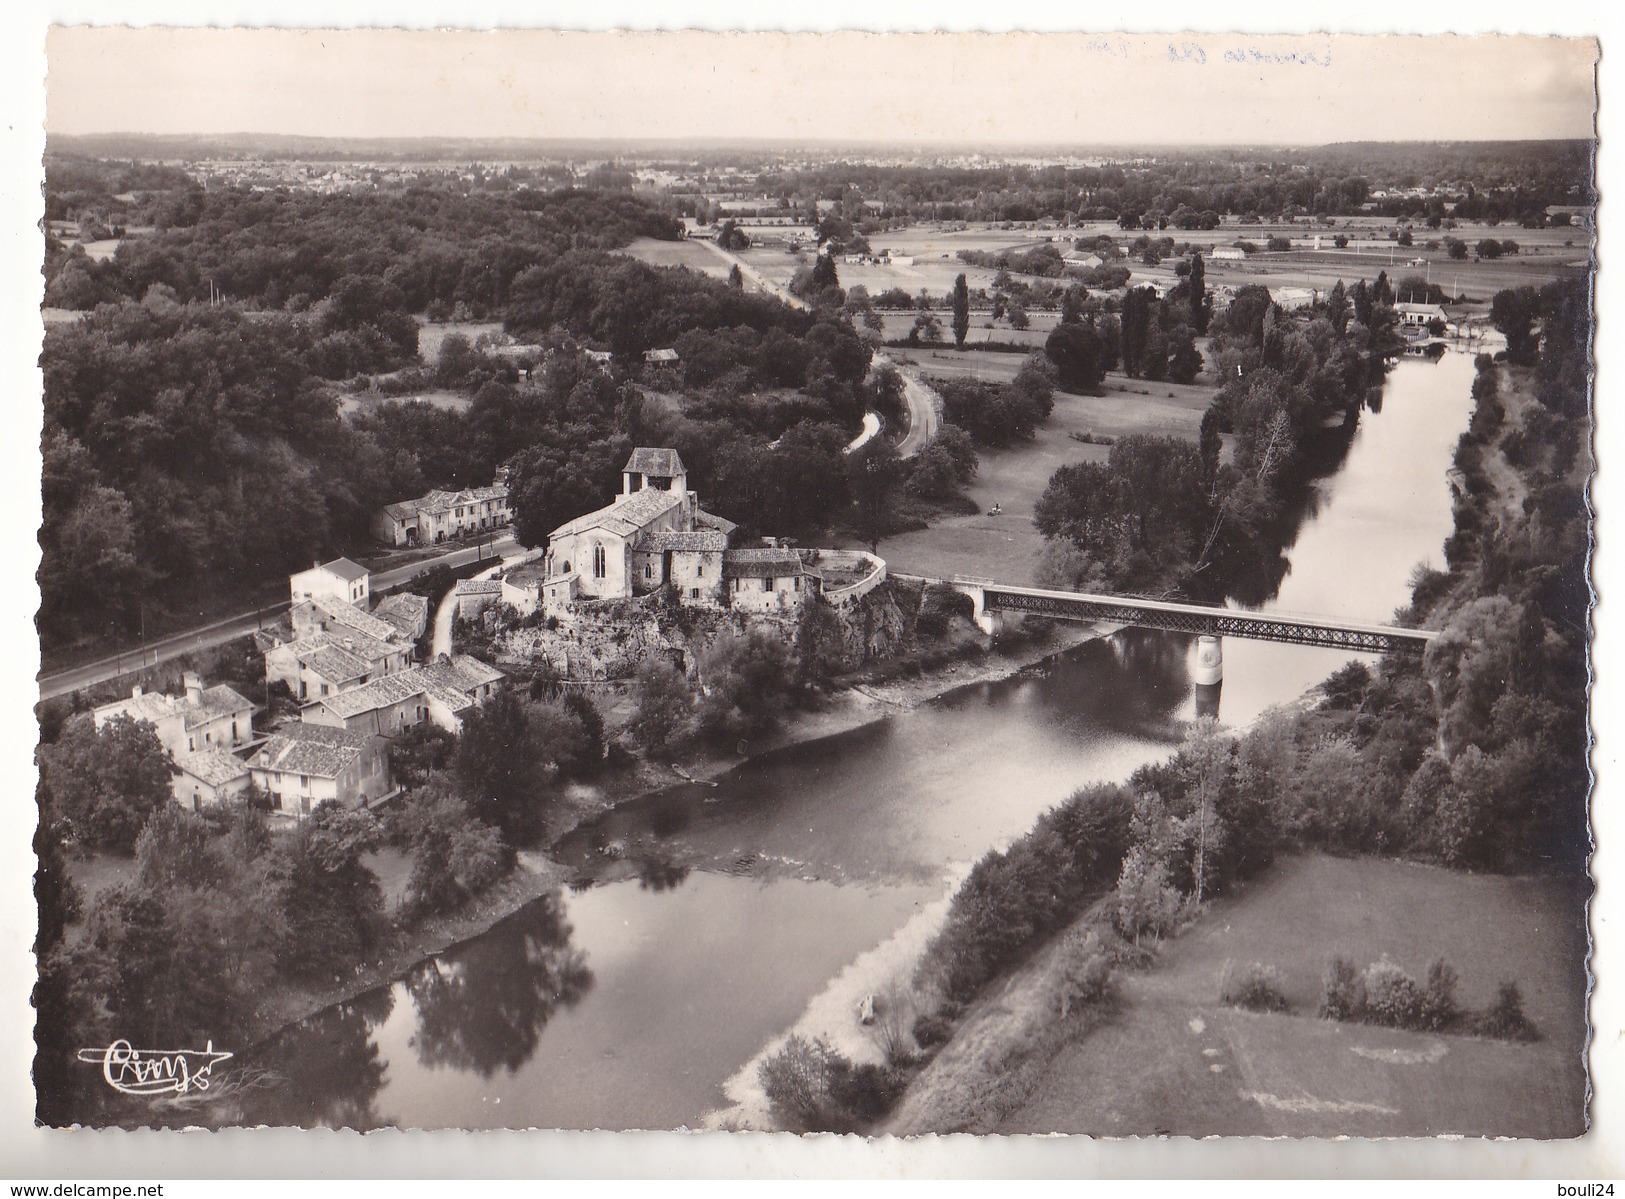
[
  {"xmin": 735, "ymin": 217, "xmax": 1589, "ymax": 309},
  {"xmin": 619, "ymin": 236, "xmax": 737, "ymax": 279},
  {"xmin": 1001, "ymin": 854, "xmax": 1590, "ymax": 1138},
  {"xmin": 338, "ymin": 389, "xmax": 471, "ymax": 417},
  {"xmin": 843, "ymin": 370, "xmax": 1213, "ymax": 584},
  {"xmin": 415, "ymin": 318, "xmax": 504, "ymax": 362}
]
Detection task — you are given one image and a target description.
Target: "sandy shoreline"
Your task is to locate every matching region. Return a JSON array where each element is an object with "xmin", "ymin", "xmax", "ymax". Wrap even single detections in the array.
[{"xmin": 247, "ymin": 618, "xmax": 1113, "ymax": 1048}]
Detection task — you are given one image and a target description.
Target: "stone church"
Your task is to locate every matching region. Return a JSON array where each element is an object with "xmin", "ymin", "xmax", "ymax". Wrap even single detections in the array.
[{"xmin": 542, "ymin": 448, "xmax": 743, "ymax": 607}]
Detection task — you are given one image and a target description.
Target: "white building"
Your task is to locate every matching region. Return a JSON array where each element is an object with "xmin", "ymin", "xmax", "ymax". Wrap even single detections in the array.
[{"xmin": 290, "ymin": 558, "xmax": 370, "ymax": 609}]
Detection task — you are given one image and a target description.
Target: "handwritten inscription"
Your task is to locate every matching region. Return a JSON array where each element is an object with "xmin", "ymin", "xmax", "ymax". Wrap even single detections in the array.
[
  {"xmin": 1078, "ymin": 37, "xmax": 1332, "ymax": 68},
  {"xmin": 76, "ymin": 1039, "xmax": 233, "ymax": 1096}
]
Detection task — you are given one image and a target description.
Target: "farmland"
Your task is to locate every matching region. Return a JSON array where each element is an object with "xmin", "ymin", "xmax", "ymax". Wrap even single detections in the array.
[
  {"xmin": 619, "ymin": 235, "xmax": 737, "ymax": 279},
  {"xmin": 1000, "ymin": 854, "xmax": 1590, "ymax": 1138}
]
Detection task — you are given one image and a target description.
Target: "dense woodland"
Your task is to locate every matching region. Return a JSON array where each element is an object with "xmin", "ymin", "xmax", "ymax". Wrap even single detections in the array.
[
  {"xmin": 745, "ymin": 141, "xmax": 1593, "ymax": 228},
  {"xmin": 40, "ymin": 166, "xmax": 938, "ymax": 651}
]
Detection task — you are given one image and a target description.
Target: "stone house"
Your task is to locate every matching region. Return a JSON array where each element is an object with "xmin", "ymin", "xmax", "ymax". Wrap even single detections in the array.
[
  {"xmin": 723, "ymin": 547, "xmax": 818, "ymax": 614},
  {"xmin": 373, "ymin": 484, "xmax": 511, "ymax": 547},
  {"xmin": 172, "ymin": 748, "xmax": 252, "ymax": 812},
  {"xmin": 299, "ymin": 654, "xmax": 504, "ymax": 736},
  {"xmin": 248, "ymin": 723, "xmax": 392, "ymax": 816},
  {"xmin": 94, "ymin": 672, "xmax": 254, "ymax": 758}
]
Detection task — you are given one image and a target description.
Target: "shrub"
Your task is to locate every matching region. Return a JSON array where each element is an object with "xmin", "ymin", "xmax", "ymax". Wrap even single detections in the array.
[
  {"xmin": 1473, "ymin": 981, "xmax": 1539, "ymax": 1042},
  {"xmin": 1320, "ymin": 955, "xmax": 1365, "ymax": 1020},
  {"xmin": 1362, "ymin": 956, "xmax": 1427, "ymax": 1029},
  {"xmin": 827, "ymin": 1061, "xmax": 904, "ymax": 1126},
  {"xmin": 1419, "ymin": 957, "xmax": 1460, "ymax": 1031},
  {"xmin": 758, "ymin": 1034, "xmax": 843, "ymax": 1131},
  {"xmin": 912, "ymin": 1012, "xmax": 954, "ymax": 1049},
  {"xmin": 1221, "ymin": 961, "xmax": 1291, "ymax": 1013}
]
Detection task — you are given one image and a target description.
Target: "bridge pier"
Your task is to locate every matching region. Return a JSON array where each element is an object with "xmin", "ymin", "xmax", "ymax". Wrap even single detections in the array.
[
  {"xmin": 955, "ymin": 582, "xmax": 1005, "ymax": 638},
  {"xmin": 1192, "ymin": 634, "xmax": 1224, "ymax": 685}
]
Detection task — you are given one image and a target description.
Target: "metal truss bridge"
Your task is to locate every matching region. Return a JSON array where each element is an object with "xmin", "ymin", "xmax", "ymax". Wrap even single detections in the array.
[{"xmin": 926, "ymin": 577, "xmax": 1438, "ymax": 655}]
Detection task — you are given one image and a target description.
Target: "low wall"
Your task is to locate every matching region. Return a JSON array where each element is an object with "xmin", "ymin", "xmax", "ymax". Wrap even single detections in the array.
[{"xmin": 816, "ymin": 550, "xmax": 888, "ymax": 606}]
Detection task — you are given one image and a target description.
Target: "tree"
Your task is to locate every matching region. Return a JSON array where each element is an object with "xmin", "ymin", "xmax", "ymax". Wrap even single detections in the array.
[
  {"xmin": 728, "ymin": 263, "xmax": 744, "ymax": 289},
  {"xmin": 1167, "ymin": 332, "xmax": 1203, "ymax": 384},
  {"xmin": 1119, "ymin": 286, "xmax": 1153, "ymax": 377},
  {"xmin": 847, "ymin": 439, "xmax": 903, "ymax": 552},
  {"xmin": 1044, "ymin": 321, "xmax": 1106, "ymax": 392},
  {"xmin": 909, "ymin": 311, "xmax": 942, "ymax": 345},
  {"xmin": 454, "ymin": 689, "xmax": 557, "ymax": 842},
  {"xmin": 1490, "ymin": 286, "xmax": 1542, "ymax": 366},
  {"xmin": 629, "ymin": 657, "xmax": 694, "ymax": 754},
  {"xmin": 1476, "ymin": 238, "xmax": 1504, "ymax": 260},
  {"xmin": 951, "ymin": 273, "xmax": 970, "ymax": 349},
  {"xmin": 1326, "ymin": 279, "xmax": 1349, "ymax": 334},
  {"xmin": 1187, "ymin": 252, "xmax": 1208, "ymax": 332},
  {"xmin": 277, "ymin": 803, "xmax": 385, "ymax": 980},
  {"xmin": 38, "ymin": 714, "xmax": 176, "ymax": 853},
  {"xmin": 398, "ymin": 782, "xmax": 507, "ymax": 918}
]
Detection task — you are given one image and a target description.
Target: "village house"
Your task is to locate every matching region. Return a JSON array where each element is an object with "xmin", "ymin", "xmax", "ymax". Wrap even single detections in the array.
[
  {"xmin": 1395, "ymin": 301, "xmax": 1449, "ymax": 330},
  {"xmin": 1064, "ymin": 251, "xmax": 1105, "ymax": 269},
  {"xmin": 299, "ymin": 653, "xmax": 504, "ymax": 737},
  {"xmin": 643, "ymin": 347, "xmax": 680, "ymax": 367},
  {"xmin": 1271, "ymin": 286, "xmax": 1320, "ymax": 312},
  {"xmin": 248, "ymin": 722, "xmax": 392, "ymax": 817},
  {"xmin": 290, "ymin": 558, "xmax": 370, "ymax": 609},
  {"xmin": 373, "ymin": 484, "xmax": 510, "ymax": 547},
  {"xmin": 723, "ymin": 547, "xmax": 819, "ymax": 613},
  {"xmin": 172, "ymin": 748, "xmax": 252, "ymax": 813},
  {"xmin": 94, "ymin": 671, "xmax": 254, "ymax": 758},
  {"xmin": 453, "ymin": 577, "xmax": 504, "ymax": 619},
  {"xmin": 372, "ymin": 592, "xmax": 430, "ymax": 641},
  {"xmin": 264, "ymin": 624, "xmax": 413, "ymax": 702}
]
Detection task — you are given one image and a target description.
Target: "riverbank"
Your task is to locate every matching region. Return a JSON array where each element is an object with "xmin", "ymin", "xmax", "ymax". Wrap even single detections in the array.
[{"xmin": 241, "ymin": 616, "xmax": 1114, "ymax": 1050}]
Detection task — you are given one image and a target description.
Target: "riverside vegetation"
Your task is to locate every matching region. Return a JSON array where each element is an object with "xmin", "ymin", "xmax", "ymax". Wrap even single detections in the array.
[{"xmin": 755, "ymin": 276, "xmax": 1590, "ymax": 1134}]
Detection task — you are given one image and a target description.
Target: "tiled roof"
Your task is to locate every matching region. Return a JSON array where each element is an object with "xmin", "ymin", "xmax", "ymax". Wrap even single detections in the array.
[
  {"xmin": 454, "ymin": 578, "xmax": 503, "ymax": 595},
  {"xmin": 634, "ymin": 529, "xmax": 729, "ymax": 552},
  {"xmin": 694, "ymin": 508, "xmax": 739, "ymax": 536},
  {"xmin": 290, "ymin": 640, "xmax": 372, "ymax": 684},
  {"xmin": 624, "ymin": 447, "xmax": 686, "ymax": 477},
  {"xmin": 286, "ymin": 627, "xmax": 403, "ymax": 668},
  {"xmin": 95, "ymin": 691, "xmax": 183, "ymax": 728},
  {"xmin": 253, "ymin": 730, "xmax": 368, "ymax": 779},
  {"xmin": 550, "ymin": 487, "xmax": 683, "ymax": 541},
  {"xmin": 97, "ymin": 683, "xmax": 252, "ymax": 733},
  {"xmin": 175, "ymin": 747, "xmax": 250, "ymax": 789},
  {"xmin": 321, "ymin": 557, "xmax": 370, "ymax": 582},
  {"xmin": 723, "ymin": 548, "xmax": 810, "ymax": 578},
  {"xmin": 309, "ymin": 669, "xmax": 429, "ymax": 719},
  {"xmin": 373, "ymin": 593, "xmax": 429, "ymax": 637},
  {"xmin": 418, "ymin": 655, "xmax": 504, "ymax": 712},
  {"xmin": 184, "ymin": 685, "xmax": 254, "ymax": 730},
  {"xmin": 311, "ymin": 596, "xmax": 400, "ymax": 643}
]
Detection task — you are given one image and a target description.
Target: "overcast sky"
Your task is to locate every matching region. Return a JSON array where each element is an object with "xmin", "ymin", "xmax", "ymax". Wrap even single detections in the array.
[{"xmin": 45, "ymin": 27, "xmax": 1597, "ymax": 144}]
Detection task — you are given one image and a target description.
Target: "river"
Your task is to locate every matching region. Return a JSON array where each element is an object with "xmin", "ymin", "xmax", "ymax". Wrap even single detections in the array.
[{"xmin": 235, "ymin": 351, "xmax": 1477, "ymax": 1132}]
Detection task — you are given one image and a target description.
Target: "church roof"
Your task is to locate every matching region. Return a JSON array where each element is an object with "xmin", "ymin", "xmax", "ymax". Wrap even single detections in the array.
[
  {"xmin": 549, "ymin": 487, "xmax": 683, "ymax": 541},
  {"xmin": 624, "ymin": 447, "xmax": 686, "ymax": 477},
  {"xmin": 694, "ymin": 508, "xmax": 739, "ymax": 536}
]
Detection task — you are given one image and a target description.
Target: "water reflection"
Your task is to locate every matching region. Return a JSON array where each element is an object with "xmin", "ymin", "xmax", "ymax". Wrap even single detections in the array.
[
  {"xmin": 245, "ymin": 984, "xmax": 395, "ymax": 1129},
  {"xmin": 406, "ymin": 892, "xmax": 592, "ymax": 1079}
]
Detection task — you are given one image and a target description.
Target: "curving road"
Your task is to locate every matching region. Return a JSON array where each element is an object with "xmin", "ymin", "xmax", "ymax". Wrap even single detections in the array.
[{"xmin": 882, "ymin": 356, "xmax": 942, "ymax": 458}]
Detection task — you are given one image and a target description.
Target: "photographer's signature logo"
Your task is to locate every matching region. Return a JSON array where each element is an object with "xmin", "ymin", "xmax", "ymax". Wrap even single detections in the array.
[{"xmin": 76, "ymin": 1039, "xmax": 233, "ymax": 1096}]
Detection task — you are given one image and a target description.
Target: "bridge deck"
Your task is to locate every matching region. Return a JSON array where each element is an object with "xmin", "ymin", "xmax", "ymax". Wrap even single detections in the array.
[{"xmin": 946, "ymin": 578, "xmax": 1437, "ymax": 655}]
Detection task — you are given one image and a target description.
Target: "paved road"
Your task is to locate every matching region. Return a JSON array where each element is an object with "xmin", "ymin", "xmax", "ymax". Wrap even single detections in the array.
[
  {"xmin": 38, "ymin": 535, "xmax": 520, "ymax": 701},
  {"xmin": 880, "ymin": 355, "xmax": 941, "ymax": 458},
  {"xmin": 700, "ymin": 241, "xmax": 941, "ymax": 459}
]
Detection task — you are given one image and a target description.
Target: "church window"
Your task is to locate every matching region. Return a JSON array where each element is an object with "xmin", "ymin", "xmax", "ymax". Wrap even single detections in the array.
[
  {"xmin": 645, "ymin": 563, "xmax": 653, "ymax": 579},
  {"xmin": 593, "ymin": 543, "xmax": 607, "ymax": 579}
]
